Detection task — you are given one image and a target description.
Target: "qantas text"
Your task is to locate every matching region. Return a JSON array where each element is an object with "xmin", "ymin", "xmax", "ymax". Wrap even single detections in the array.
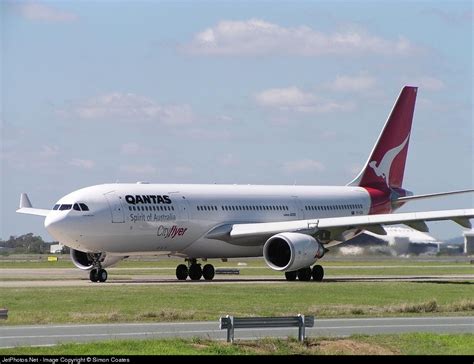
[{"xmin": 125, "ymin": 195, "xmax": 171, "ymax": 205}]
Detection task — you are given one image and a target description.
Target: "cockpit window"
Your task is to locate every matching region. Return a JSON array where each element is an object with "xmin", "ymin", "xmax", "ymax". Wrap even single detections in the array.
[
  {"xmin": 59, "ymin": 204, "xmax": 72, "ymax": 211},
  {"xmin": 79, "ymin": 203, "xmax": 89, "ymax": 211},
  {"xmin": 73, "ymin": 203, "xmax": 81, "ymax": 211},
  {"xmin": 53, "ymin": 204, "xmax": 60, "ymax": 210}
]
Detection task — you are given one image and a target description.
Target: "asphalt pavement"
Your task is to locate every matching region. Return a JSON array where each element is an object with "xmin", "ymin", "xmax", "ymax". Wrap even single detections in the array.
[{"xmin": 1, "ymin": 316, "xmax": 472, "ymax": 348}]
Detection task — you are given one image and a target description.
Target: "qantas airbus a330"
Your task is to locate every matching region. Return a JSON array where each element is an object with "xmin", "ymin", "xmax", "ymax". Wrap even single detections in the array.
[{"xmin": 17, "ymin": 86, "xmax": 474, "ymax": 282}]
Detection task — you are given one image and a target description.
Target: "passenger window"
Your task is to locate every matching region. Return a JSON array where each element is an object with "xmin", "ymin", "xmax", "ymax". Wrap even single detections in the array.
[{"xmin": 79, "ymin": 203, "xmax": 89, "ymax": 211}]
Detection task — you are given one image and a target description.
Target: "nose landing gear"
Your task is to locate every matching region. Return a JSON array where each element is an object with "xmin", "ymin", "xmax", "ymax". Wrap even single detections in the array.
[
  {"xmin": 88, "ymin": 254, "xmax": 108, "ymax": 283},
  {"xmin": 89, "ymin": 268, "xmax": 108, "ymax": 282}
]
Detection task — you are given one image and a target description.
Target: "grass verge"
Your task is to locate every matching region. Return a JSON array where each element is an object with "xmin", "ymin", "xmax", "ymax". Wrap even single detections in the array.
[
  {"xmin": 0, "ymin": 333, "xmax": 472, "ymax": 355},
  {"xmin": 0, "ymin": 282, "xmax": 473, "ymax": 325}
]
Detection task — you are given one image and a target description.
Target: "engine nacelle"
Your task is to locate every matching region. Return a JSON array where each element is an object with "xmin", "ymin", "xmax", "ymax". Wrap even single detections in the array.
[
  {"xmin": 70, "ymin": 249, "xmax": 125, "ymax": 270},
  {"xmin": 263, "ymin": 232, "xmax": 325, "ymax": 272}
]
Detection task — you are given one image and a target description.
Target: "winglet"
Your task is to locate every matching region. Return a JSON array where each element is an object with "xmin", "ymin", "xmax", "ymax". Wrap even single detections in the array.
[
  {"xmin": 17, "ymin": 193, "xmax": 50, "ymax": 217},
  {"xmin": 20, "ymin": 193, "xmax": 33, "ymax": 208}
]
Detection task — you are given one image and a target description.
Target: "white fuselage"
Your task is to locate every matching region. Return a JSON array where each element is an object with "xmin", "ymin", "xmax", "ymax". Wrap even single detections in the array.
[{"xmin": 45, "ymin": 183, "xmax": 371, "ymax": 258}]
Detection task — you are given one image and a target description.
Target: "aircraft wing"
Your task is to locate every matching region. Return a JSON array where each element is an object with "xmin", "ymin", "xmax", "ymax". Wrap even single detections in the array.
[
  {"xmin": 207, "ymin": 209, "xmax": 474, "ymax": 245},
  {"xmin": 15, "ymin": 193, "xmax": 50, "ymax": 217},
  {"xmin": 16, "ymin": 207, "xmax": 50, "ymax": 217}
]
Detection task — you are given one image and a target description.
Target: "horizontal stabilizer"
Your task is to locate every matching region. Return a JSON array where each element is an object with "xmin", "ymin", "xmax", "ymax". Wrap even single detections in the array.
[{"xmin": 394, "ymin": 189, "xmax": 474, "ymax": 203}]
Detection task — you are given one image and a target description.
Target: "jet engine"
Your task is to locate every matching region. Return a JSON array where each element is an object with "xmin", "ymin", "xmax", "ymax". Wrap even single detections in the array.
[
  {"xmin": 70, "ymin": 249, "xmax": 125, "ymax": 270},
  {"xmin": 263, "ymin": 232, "xmax": 325, "ymax": 272}
]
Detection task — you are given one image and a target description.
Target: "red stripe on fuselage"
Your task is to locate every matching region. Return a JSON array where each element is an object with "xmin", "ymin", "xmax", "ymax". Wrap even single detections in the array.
[
  {"xmin": 363, "ymin": 187, "xmax": 392, "ymax": 214},
  {"xmin": 364, "ymin": 187, "xmax": 412, "ymax": 214}
]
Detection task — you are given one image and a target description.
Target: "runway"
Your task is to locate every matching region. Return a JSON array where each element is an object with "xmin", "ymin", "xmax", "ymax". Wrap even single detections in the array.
[
  {"xmin": 0, "ymin": 316, "xmax": 472, "ymax": 348},
  {"xmin": 1, "ymin": 268, "xmax": 473, "ymax": 287}
]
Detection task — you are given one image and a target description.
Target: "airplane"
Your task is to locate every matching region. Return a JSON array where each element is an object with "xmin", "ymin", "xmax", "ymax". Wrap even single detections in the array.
[
  {"xmin": 339, "ymin": 225, "xmax": 444, "ymax": 256},
  {"xmin": 16, "ymin": 86, "xmax": 474, "ymax": 283}
]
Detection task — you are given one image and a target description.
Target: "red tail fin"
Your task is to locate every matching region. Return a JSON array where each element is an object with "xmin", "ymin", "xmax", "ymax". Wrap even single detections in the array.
[{"xmin": 349, "ymin": 86, "xmax": 418, "ymax": 190}]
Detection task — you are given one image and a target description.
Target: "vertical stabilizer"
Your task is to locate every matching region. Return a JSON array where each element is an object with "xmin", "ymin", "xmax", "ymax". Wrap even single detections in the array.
[{"xmin": 349, "ymin": 86, "xmax": 417, "ymax": 190}]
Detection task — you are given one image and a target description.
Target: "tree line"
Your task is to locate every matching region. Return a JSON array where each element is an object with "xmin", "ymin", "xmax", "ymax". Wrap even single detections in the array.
[{"xmin": 0, "ymin": 233, "xmax": 68, "ymax": 254}]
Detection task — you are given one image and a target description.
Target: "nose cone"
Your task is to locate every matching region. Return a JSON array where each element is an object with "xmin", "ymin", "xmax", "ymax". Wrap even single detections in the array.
[{"xmin": 45, "ymin": 213, "xmax": 72, "ymax": 242}]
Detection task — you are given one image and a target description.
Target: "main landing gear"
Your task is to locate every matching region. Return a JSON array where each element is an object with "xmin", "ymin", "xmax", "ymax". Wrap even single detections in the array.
[
  {"xmin": 284, "ymin": 265, "xmax": 324, "ymax": 282},
  {"xmin": 176, "ymin": 259, "xmax": 215, "ymax": 281}
]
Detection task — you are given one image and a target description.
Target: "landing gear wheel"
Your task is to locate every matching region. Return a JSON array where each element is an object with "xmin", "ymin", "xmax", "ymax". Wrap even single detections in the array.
[
  {"xmin": 98, "ymin": 269, "xmax": 108, "ymax": 282},
  {"xmin": 189, "ymin": 264, "xmax": 203, "ymax": 280},
  {"xmin": 285, "ymin": 271, "xmax": 297, "ymax": 281},
  {"xmin": 297, "ymin": 267, "xmax": 312, "ymax": 281},
  {"xmin": 89, "ymin": 269, "xmax": 99, "ymax": 282},
  {"xmin": 312, "ymin": 265, "xmax": 324, "ymax": 282},
  {"xmin": 202, "ymin": 264, "xmax": 215, "ymax": 280},
  {"xmin": 176, "ymin": 264, "xmax": 189, "ymax": 280}
]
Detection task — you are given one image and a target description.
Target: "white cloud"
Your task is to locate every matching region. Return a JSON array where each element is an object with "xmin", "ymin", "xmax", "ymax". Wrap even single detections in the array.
[
  {"xmin": 330, "ymin": 73, "xmax": 377, "ymax": 92},
  {"xmin": 58, "ymin": 93, "xmax": 194, "ymax": 125},
  {"xmin": 39, "ymin": 145, "xmax": 59, "ymax": 158},
  {"xmin": 283, "ymin": 159, "xmax": 325, "ymax": 173},
  {"xmin": 16, "ymin": 2, "xmax": 78, "ymax": 22},
  {"xmin": 255, "ymin": 86, "xmax": 354, "ymax": 113},
  {"xmin": 120, "ymin": 142, "xmax": 148, "ymax": 156},
  {"xmin": 184, "ymin": 19, "xmax": 419, "ymax": 56},
  {"xmin": 256, "ymin": 87, "xmax": 316, "ymax": 108},
  {"xmin": 120, "ymin": 164, "xmax": 157, "ymax": 175},
  {"xmin": 69, "ymin": 158, "xmax": 95, "ymax": 169},
  {"xmin": 404, "ymin": 76, "xmax": 444, "ymax": 92},
  {"xmin": 184, "ymin": 128, "xmax": 232, "ymax": 140},
  {"xmin": 217, "ymin": 153, "xmax": 240, "ymax": 167}
]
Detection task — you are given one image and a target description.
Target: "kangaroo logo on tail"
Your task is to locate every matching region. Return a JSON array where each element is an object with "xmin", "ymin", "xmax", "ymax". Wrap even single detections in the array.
[{"xmin": 368, "ymin": 135, "xmax": 410, "ymax": 187}]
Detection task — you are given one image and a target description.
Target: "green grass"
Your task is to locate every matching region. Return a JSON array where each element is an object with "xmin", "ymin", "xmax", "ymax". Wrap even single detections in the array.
[
  {"xmin": 357, "ymin": 333, "xmax": 474, "ymax": 355},
  {"xmin": 0, "ymin": 334, "xmax": 472, "ymax": 355},
  {"xmin": 0, "ymin": 282, "xmax": 472, "ymax": 325}
]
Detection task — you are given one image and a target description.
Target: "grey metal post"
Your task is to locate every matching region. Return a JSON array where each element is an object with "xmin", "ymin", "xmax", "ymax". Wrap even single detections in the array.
[
  {"xmin": 298, "ymin": 314, "xmax": 305, "ymax": 342},
  {"xmin": 227, "ymin": 315, "xmax": 234, "ymax": 343}
]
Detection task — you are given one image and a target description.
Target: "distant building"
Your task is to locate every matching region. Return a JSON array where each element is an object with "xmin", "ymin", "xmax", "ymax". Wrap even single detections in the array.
[
  {"xmin": 464, "ymin": 230, "xmax": 474, "ymax": 255},
  {"xmin": 49, "ymin": 244, "xmax": 64, "ymax": 254}
]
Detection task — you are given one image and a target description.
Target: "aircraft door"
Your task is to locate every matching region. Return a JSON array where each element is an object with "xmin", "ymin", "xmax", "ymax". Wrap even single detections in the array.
[
  {"xmin": 169, "ymin": 193, "xmax": 189, "ymax": 221},
  {"xmin": 104, "ymin": 192, "xmax": 125, "ymax": 223},
  {"xmin": 292, "ymin": 196, "xmax": 306, "ymax": 220}
]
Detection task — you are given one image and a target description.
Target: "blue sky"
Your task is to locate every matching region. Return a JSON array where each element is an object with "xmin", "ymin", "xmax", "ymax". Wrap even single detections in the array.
[{"xmin": 1, "ymin": 0, "xmax": 472, "ymax": 241}]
